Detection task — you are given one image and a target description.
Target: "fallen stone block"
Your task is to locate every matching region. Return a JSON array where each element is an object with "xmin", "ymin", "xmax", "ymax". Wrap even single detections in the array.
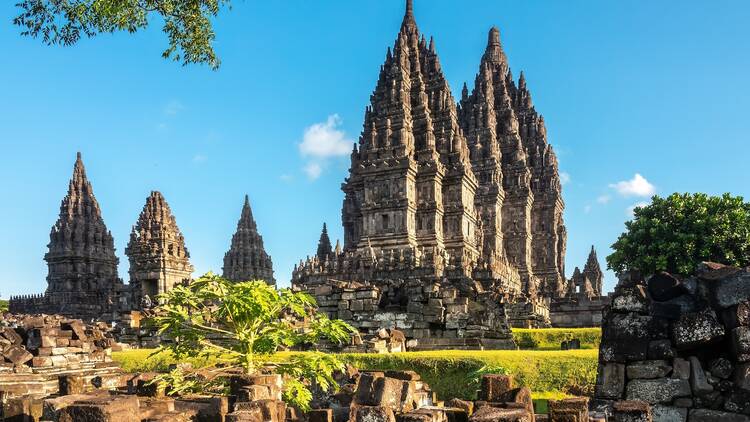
[
  {"xmin": 548, "ymin": 396, "xmax": 588, "ymax": 422},
  {"xmin": 478, "ymin": 375, "xmax": 514, "ymax": 402},
  {"xmin": 226, "ymin": 408, "xmax": 263, "ymax": 422},
  {"xmin": 708, "ymin": 358, "xmax": 733, "ymax": 379},
  {"xmin": 611, "ymin": 401, "xmax": 651, "ymax": 422},
  {"xmin": 3, "ymin": 345, "xmax": 33, "ymax": 365},
  {"xmin": 711, "ymin": 272, "xmax": 750, "ymax": 309},
  {"xmin": 651, "ymin": 405, "xmax": 686, "ymax": 422},
  {"xmin": 234, "ymin": 399, "xmax": 285, "ymax": 422},
  {"xmin": 595, "ymin": 363, "xmax": 625, "ymax": 399},
  {"xmin": 309, "ymin": 409, "xmax": 334, "ymax": 422},
  {"xmin": 445, "ymin": 399, "xmax": 473, "ymax": 416},
  {"xmin": 647, "ymin": 273, "xmax": 685, "ymax": 302},
  {"xmin": 467, "ymin": 406, "xmax": 531, "ymax": 422},
  {"xmin": 731, "ymin": 327, "xmax": 750, "ymax": 362},
  {"xmin": 58, "ymin": 394, "xmax": 140, "ymax": 422},
  {"xmin": 735, "ymin": 363, "xmax": 750, "ymax": 391},
  {"xmin": 352, "ymin": 406, "xmax": 396, "ymax": 422},
  {"xmin": 688, "ymin": 357, "xmax": 713, "ymax": 395},
  {"xmin": 59, "ymin": 374, "xmax": 85, "ymax": 395},
  {"xmin": 3, "ymin": 395, "xmax": 44, "ymax": 422}
]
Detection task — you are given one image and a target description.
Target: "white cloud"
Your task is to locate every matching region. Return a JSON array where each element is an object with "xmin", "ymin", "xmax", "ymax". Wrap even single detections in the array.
[
  {"xmin": 626, "ymin": 201, "xmax": 651, "ymax": 218},
  {"xmin": 609, "ymin": 173, "xmax": 656, "ymax": 197},
  {"xmin": 299, "ymin": 114, "xmax": 352, "ymax": 158},
  {"xmin": 164, "ymin": 100, "xmax": 184, "ymax": 116},
  {"xmin": 192, "ymin": 154, "xmax": 207, "ymax": 163},
  {"xmin": 559, "ymin": 172, "xmax": 571, "ymax": 186},
  {"xmin": 596, "ymin": 194, "xmax": 611, "ymax": 204},
  {"xmin": 304, "ymin": 163, "xmax": 322, "ymax": 180}
]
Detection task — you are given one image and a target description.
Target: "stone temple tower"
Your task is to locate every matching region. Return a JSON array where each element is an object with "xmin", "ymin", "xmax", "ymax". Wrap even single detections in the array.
[
  {"xmin": 126, "ymin": 191, "xmax": 193, "ymax": 307},
  {"xmin": 42, "ymin": 152, "xmax": 122, "ymax": 318},
  {"xmin": 222, "ymin": 195, "xmax": 275, "ymax": 285}
]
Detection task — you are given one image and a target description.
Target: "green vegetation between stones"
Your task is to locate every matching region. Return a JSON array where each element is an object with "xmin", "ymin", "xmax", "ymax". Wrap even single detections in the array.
[{"xmin": 113, "ymin": 348, "xmax": 598, "ymax": 402}]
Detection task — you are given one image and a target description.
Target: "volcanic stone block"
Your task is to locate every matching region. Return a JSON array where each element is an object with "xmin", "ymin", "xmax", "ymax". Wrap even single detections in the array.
[
  {"xmin": 468, "ymin": 406, "xmax": 531, "ymax": 422},
  {"xmin": 647, "ymin": 340, "xmax": 675, "ymax": 360},
  {"xmin": 309, "ymin": 409, "xmax": 333, "ymax": 422},
  {"xmin": 234, "ymin": 399, "xmax": 285, "ymax": 422},
  {"xmin": 625, "ymin": 378, "xmax": 690, "ymax": 404},
  {"xmin": 3, "ymin": 344, "xmax": 33, "ymax": 365},
  {"xmin": 735, "ymin": 363, "xmax": 750, "ymax": 391},
  {"xmin": 600, "ymin": 314, "xmax": 652, "ymax": 361},
  {"xmin": 59, "ymin": 375, "xmax": 85, "ymax": 395},
  {"xmin": 731, "ymin": 327, "xmax": 750, "ymax": 362},
  {"xmin": 688, "ymin": 357, "xmax": 714, "ymax": 395},
  {"xmin": 626, "ymin": 361, "xmax": 672, "ymax": 380},
  {"xmin": 1, "ymin": 327, "xmax": 23, "ymax": 345},
  {"xmin": 353, "ymin": 406, "xmax": 396, "ymax": 422},
  {"xmin": 385, "ymin": 371, "xmax": 420, "ymax": 381},
  {"xmin": 688, "ymin": 409, "xmax": 750, "ymax": 422},
  {"xmin": 3, "ymin": 396, "xmax": 44, "ymax": 422},
  {"xmin": 612, "ymin": 286, "xmax": 649, "ymax": 313},
  {"xmin": 651, "ymin": 405, "xmax": 685, "ymax": 422},
  {"xmin": 478, "ymin": 375, "xmax": 514, "ymax": 402},
  {"xmin": 648, "ymin": 273, "xmax": 686, "ymax": 302},
  {"xmin": 723, "ymin": 301, "xmax": 750, "ymax": 329},
  {"xmin": 58, "ymin": 395, "xmax": 140, "ymax": 422},
  {"xmin": 446, "ymin": 399, "xmax": 473, "ymax": 416},
  {"xmin": 548, "ymin": 397, "xmax": 589, "ymax": 422},
  {"xmin": 712, "ymin": 272, "xmax": 750, "ymax": 309},
  {"xmin": 672, "ymin": 310, "xmax": 725, "ymax": 350},
  {"xmin": 672, "ymin": 358, "xmax": 690, "ymax": 380},
  {"xmin": 595, "ymin": 363, "xmax": 626, "ymax": 399},
  {"xmin": 226, "ymin": 408, "xmax": 263, "ymax": 422},
  {"xmin": 709, "ymin": 358, "xmax": 733, "ymax": 379},
  {"xmin": 724, "ymin": 389, "xmax": 750, "ymax": 415},
  {"xmin": 611, "ymin": 401, "xmax": 651, "ymax": 422},
  {"xmin": 397, "ymin": 412, "xmax": 432, "ymax": 422}
]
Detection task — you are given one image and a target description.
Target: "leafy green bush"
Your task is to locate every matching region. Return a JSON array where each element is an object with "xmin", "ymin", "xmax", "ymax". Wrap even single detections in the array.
[
  {"xmin": 150, "ymin": 273, "xmax": 356, "ymax": 410},
  {"xmin": 0, "ymin": 300, "xmax": 8, "ymax": 313},
  {"xmin": 607, "ymin": 193, "xmax": 750, "ymax": 275}
]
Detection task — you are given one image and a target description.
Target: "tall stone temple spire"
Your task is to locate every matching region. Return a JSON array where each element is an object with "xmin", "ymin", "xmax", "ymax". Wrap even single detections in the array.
[
  {"xmin": 222, "ymin": 195, "xmax": 275, "ymax": 285},
  {"xmin": 42, "ymin": 152, "xmax": 122, "ymax": 318},
  {"xmin": 316, "ymin": 223, "xmax": 333, "ymax": 262},
  {"xmin": 582, "ymin": 245, "xmax": 603, "ymax": 296},
  {"xmin": 458, "ymin": 26, "xmax": 567, "ymax": 298},
  {"xmin": 342, "ymin": 0, "xmax": 479, "ymax": 272},
  {"xmin": 126, "ymin": 191, "xmax": 193, "ymax": 308}
]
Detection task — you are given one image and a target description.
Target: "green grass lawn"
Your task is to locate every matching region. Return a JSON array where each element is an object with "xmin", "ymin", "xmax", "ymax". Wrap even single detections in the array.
[{"xmin": 512, "ymin": 327, "xmax": 600, "ymax": 350}]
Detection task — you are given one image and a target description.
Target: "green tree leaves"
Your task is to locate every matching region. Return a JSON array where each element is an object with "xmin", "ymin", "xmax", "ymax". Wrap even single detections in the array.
[
  {"xmin": 607, "ymin": 193, "xmax": 750, "ymax": 276},
  {"xmin": 150, "ymin": 273, "xmax": 357, "ymax": 409},
  {"xmin": 13, "ymin": 0, "xmax": 229, "ymax": 69}
]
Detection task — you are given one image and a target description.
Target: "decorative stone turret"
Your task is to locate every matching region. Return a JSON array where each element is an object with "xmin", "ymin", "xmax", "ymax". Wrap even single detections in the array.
[
  {"xmin": 125, "ymin": 191, "xmax": 193, "ymax": 308},
  {"xmin": 222, "ymin": 195, "xmax": 275, "ymax": 285},
  {"xmin": 583, "ymin": 245, "xmax": 604, "ymax": 296},
  {"xmin": 316, "ymin": 223, "xmax": 333, "ymax": 262},
  {"xmin": 13, "ymin": 152, "xmax": 124, "ymax": 319}
]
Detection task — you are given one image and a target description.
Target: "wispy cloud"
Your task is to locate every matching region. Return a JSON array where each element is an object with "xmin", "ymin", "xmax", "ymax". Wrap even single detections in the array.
[
  {"xmin": 298, "ymin": 114, "xmax": 352, "ymax": 181},
  {"xmin": 303, "ymin": 163, "xmax": 322, "ymax": 180},
  {"xmin": 164, "ymin": 100, "xmax": 185, "ymax": 116},
  {"xmin": 559, "ymin": 172, "xmax": 571, "ymax": 186},
  {"xmin": 299, "ymin": 114, "xmax": 352, "ymax": 158},
  {"xmin": 280, "ymin": 174, "xmax": 294, "ymax": 182},
  {"xmin": 609, "ymin": 173, "xmax": 656, "ymax": 197},
  {"xmin": 596, "ymin": 194, "xmax": 611, "ymax": 204}
]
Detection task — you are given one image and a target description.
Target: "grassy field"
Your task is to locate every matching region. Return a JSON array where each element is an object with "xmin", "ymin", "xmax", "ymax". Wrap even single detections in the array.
[
  {"xmin": 512, "ymin": 327, "xmax": 600, "ymax": 350},
  {"xmin": 113, "ymin": 348, "xmax": 598, "ymax": 403}
]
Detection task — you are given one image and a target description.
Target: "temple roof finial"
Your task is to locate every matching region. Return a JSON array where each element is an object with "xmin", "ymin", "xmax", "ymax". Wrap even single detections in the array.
[{"xmin": 401, "ymin": 0, "xmax": 417, "ymax": 32}]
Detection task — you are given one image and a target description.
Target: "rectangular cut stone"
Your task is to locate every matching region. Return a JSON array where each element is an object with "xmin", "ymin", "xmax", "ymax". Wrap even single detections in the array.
[
  {"xmin": 3, "ymin": 345, "xmax": 33, "ymax": 365},
  {"xmin": 354, "ymin": 406, "xmax": 396, "ymax": 422},
  {"xmin": 611, "ymin": 401, "xmax": 651, "ymax": 422},
  {"xmin": 688, "ymin": 409, "xmax": 750, "ymax": 422},
  {"xmin": 595, "ymin": 363, "xmax": 625, "ymax": 399},
  {"xmin": 731, "ymin": 327, "xmax": 750, "ymax": 362},
  {"xmin": 626, "ymin": 361, "xmax": 672, "ymax": 379},
  {"xmin": 468, "ymin": 407, "xmax": 531, "ymax": 422},
  {"xmin": 548, "ymin": 397, "xmax": 589, "ymax": 422},
  {"xmin": 625, "ymin": 378, "xmax": 690, "ymax": 404},
  {"xmin": 58, "ymin": 395, "xmax": 140, "ymax": 422},
  {"xmin": 651, "ymin": 405, "xmax": 686, "ymax": 422},
  {"xmin": 309, "ymin": 409, "xmax": 333, "ymax": 422},
  {"xmin": 478, "ymin": 375, "xmax": 514, "ymax": 402},
  {"xmin": 59, "ymin": 375, "xmax": 85, "ymax": 395},
  {"xmin": 712, "ymin": 273, "xmax": 750, "ymax": 308}
]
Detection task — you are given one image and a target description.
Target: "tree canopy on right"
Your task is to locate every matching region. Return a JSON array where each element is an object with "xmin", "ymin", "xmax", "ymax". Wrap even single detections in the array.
[{"xmin": 607, "ymin": 193, "xmax": 750, "ymax": 276}]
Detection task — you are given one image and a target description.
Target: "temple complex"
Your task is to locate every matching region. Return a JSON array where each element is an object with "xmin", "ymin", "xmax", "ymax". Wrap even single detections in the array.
[
  {"xmin": 222, "ymin": 195, "xmax": 275, "ymax": 285},
  {"xmin": 9, "ymin": 153, "xmax": 123, "ymax": 319},
  {"xmin": 125, "ymin": 191, "xmax": 194, "ymax": 308},
  {"xmin": 549, "ymin": 246, "xmax": 611, "ymax": 327}
]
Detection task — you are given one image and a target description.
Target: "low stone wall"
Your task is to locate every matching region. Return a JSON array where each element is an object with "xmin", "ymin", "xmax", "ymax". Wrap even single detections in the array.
[
  {"xmin": 593, "ymin": 263, "xmax": 750, "ymax": 422},
  {"xmin": 549, "ymin": 295, "xmax": 610, "ymax": 328}
]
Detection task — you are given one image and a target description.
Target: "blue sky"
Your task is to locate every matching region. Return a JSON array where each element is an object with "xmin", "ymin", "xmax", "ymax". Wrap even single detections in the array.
[{"xmin": 0, "ymin": 1, "xmax": 748, "ymax": 297}]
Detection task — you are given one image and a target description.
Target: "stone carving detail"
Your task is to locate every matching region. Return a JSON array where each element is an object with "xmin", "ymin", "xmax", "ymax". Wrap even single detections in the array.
[
  {"xmin": 222, "ymin": 195, "xmax": 275, "ymax": 285},
  {"xmin": 125, "ymin": 191, "xmax": 193, "ymax": 308},
  {"xmin": 9, "ymin": 153, "xmax": 123, "ymax": 319}
]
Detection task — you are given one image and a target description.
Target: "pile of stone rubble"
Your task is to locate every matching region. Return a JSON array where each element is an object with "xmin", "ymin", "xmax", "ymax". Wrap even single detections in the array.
[{"xmin": 594, "ymin": 263, "xmax": 750, "ymax": 422}]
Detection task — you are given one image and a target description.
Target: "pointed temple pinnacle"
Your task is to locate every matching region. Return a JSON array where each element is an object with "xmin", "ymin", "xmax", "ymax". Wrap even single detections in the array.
[
  {"xmin": 488, "ymin": 26, "xmax": 500, "ymax": 45},
  {"xmin": 405, "ymin": 0, "xmax": 414, "ymax": 18},
  {"xmin": 401, "ymin": 0, "xmax": 417, "ymax": 32}
]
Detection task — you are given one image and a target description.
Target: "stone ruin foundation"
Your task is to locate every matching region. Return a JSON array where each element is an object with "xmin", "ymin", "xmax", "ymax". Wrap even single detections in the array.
[{"xmin": 593, "ymin": 262, "xmax": 750, "ymax": 422}]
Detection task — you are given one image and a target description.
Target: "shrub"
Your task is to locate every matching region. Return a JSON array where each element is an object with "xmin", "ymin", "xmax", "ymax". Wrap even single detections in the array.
[{"xmin": 607, "ymin": 193, "xmax": 750, "ymax": 275}]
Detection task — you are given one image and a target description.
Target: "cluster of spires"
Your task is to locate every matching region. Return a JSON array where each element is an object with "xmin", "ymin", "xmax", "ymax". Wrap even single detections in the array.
[{"xmin": 15, "ymin": 152, "xmax": 276, "ymax": 313}]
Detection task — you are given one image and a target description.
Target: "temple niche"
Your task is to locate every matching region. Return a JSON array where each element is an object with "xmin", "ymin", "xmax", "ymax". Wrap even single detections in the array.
[
  {"xmin": 222, "ymin": 195, "xmax": 275, "ymax": 285},
  {"xmin": 125, "ymin": 191, "xmax": 194, "ymax": 309},
  {"xmin": 9, "ymin": 153, "xmax": 124, "ymax": 320}
]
